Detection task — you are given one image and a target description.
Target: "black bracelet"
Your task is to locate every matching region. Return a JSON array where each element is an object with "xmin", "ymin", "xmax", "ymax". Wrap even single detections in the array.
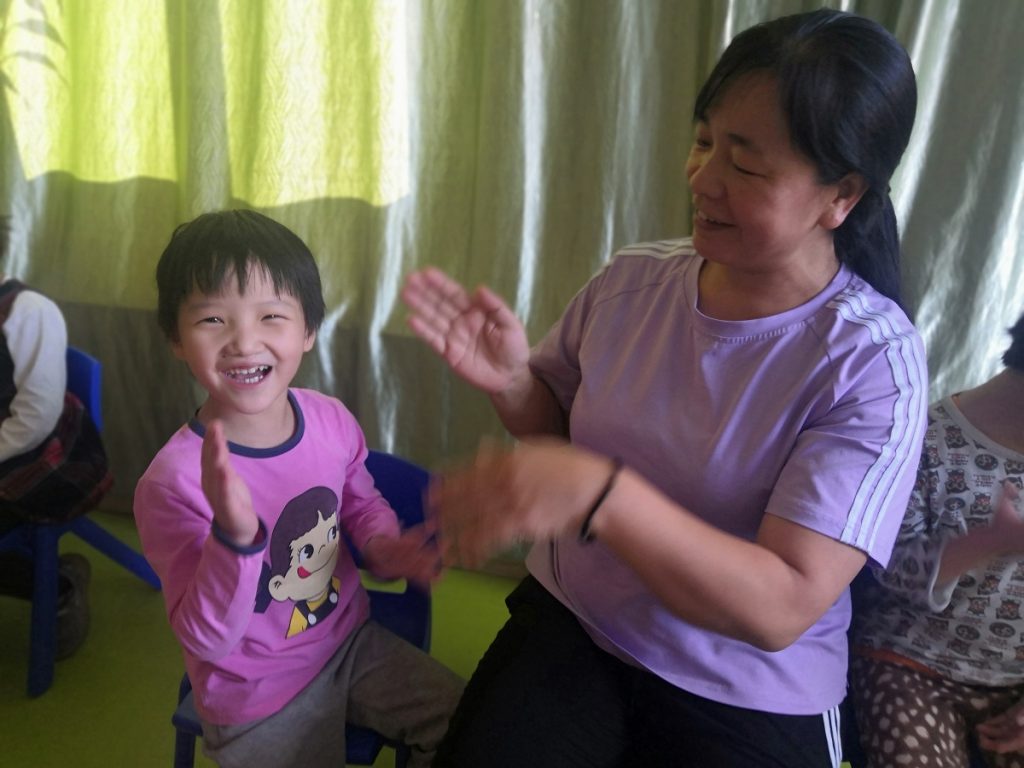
[{"xmin": 578, "ymin": 457, "xmax": 623, "ymax": 543}]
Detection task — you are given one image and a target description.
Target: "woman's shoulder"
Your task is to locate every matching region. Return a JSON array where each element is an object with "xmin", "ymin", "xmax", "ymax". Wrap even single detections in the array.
[
  {"xmin": 808, "ymin": 275, "xmax": 927, "ymax": 403},
  {"xmin": 610, "ymin": 237, "xmax": 696, "ymax": 270},
  {"xmin": 826, "ymin": 272, "xmax": 918, "ymax": 334},
  {"xmin": 815, "ymin": 272, "xmax": 924, "ymax": 358},
  {"xmin": 590, "ymin": 237, "xmax": 697, "ymax": 296}
]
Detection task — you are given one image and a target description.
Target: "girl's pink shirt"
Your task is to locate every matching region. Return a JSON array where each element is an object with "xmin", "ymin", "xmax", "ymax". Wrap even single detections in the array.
[{"xmin": 135, "ymin": 388, "xmax": 400, "ymax": 724}]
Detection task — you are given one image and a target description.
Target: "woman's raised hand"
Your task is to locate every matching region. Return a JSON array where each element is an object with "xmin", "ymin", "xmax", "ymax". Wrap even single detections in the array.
[{"xmin": 401, "ymin": 267, "xmax": 530, "ymax": 395}]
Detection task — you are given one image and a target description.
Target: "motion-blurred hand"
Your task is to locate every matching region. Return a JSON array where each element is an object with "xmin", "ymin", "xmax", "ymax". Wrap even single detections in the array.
[
  {"xmin": 362, "ymin": 522, "xmax": 442, "ymax": 590},
  {"xmin": 430, "ymin": 438, "xmax": 615, "ymax": 568}
]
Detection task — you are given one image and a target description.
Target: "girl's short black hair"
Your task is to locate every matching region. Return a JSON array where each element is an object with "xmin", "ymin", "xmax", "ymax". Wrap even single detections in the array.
[
  {"xmin": 1003, "ymin": 312, "xmax": 1024, "ymax": 372},
  {"xmin": 156, "ymin": 209, "xmax": 325, "ymax": 340},
  {"xmin": 694, "ymin": 9, "xmax": 917, "ymax": 310}
]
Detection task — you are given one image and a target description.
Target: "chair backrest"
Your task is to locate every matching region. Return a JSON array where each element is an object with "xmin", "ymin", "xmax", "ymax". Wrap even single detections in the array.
[
  {"xmin": 65, "ymin": 347, "xmax": 103, "ymax": 432},
  {"xmin": 360, "ymin": 450, "xmax": 432, "ymax": 652},
  {"xmin": 365, "ymin": 450, "xmax": 428, "ymax": 530}
]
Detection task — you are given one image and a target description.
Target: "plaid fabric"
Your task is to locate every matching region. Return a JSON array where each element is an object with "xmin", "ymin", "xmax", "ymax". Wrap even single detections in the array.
[{"xmin": 0, "ymin": 390, "xmax": 112, "ymax": 524}]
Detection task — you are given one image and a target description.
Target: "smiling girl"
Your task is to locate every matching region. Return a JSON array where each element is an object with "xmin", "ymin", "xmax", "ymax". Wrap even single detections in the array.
[{"xmin": 136, "ymin": 210, "xmax": 462, "ymax": 768}]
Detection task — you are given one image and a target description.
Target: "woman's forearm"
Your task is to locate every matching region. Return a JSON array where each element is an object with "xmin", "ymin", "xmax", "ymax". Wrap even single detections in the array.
[{"xmin": 588, "ymin": 467, "xmax": 866, "ymax": 651}]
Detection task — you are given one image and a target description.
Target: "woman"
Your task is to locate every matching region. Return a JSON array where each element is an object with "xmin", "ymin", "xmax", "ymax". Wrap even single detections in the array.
[{"xmin": 403, "ymin": 10, "xmax": 926, "ymax": 767}]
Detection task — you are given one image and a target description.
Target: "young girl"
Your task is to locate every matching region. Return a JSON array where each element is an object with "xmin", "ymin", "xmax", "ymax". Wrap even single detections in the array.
[
  {"xmin": 136, "ymin": 210, "xmax": 462, "ymax": 768},
  {"xmin": 851, "ymin": 312, "xmax": 1024, "ymax": 766},
  {"xmin": 402, "ymin": 9, "xmax": 926, "ymax": 767}
]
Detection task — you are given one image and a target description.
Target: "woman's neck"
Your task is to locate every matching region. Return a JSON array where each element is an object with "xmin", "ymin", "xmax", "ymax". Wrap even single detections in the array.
[
  {"xmin": 697, "ymin": 254, "xmax": 840, "ymax": 321},
  {"xmin": 955, "ymin": 369, "xmax": 1024, "ymax": 454}
]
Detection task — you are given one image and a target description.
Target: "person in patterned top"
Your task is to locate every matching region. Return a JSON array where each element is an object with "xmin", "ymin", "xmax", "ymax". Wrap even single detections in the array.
[{"xmin": 851, "ymin": 310, "xmax": 1024, "ymax": 766}]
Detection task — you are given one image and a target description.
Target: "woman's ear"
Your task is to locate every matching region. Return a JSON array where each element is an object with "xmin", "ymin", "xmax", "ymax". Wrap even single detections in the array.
[{"xmin": 820, "ymin": 173, "xmax": 868, "ymax": 230}]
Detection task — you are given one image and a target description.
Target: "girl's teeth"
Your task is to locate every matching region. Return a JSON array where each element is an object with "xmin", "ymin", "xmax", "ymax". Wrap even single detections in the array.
[{"xmin": 226, "ymin": 365, "xmax": 270, "ymax": 383}]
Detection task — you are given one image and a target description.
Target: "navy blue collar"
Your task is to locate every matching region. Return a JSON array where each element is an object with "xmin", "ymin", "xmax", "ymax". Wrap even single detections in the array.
[{"xmin": 187, "ymin": 390, "xmax": 304, "ymax": 458}]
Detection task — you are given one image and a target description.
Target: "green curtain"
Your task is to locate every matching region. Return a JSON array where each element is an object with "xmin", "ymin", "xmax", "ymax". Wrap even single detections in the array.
[{"xmin": 1, "ymin": 0, "xmax": 1022, "ymax": 511}]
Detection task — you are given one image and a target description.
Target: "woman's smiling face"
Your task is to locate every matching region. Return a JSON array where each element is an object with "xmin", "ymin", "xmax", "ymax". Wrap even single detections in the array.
[{"xmin": 685, "ymin": 72, "xmax": 851, "ymax": 280}]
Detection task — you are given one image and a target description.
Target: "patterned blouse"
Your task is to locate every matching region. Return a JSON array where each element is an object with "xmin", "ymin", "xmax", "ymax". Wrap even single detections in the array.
[{"xmin": 853, "ymin": 397, "xmax": 1024, "ymax": 685}]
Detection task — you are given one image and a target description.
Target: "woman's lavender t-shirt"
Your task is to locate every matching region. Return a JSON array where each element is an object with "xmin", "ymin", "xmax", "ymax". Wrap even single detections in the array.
[{"xmin": 526, "ymin": 239, "xmax": 927, "ymax": 715}]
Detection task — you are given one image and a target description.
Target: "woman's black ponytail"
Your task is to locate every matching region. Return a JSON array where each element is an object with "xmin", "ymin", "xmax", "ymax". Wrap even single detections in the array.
[
  {"xmin": 834, "ymin": 191, "xmax": 903, "ymax": 309},
  {"xmin": 1003, "ymin": 313, "xmax": 1024, "ymax": 371}
]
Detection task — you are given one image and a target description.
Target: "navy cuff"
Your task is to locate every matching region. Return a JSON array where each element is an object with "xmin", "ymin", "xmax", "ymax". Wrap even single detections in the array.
[{"xmin": 211, "ymin": 518, "xmax": 268, "ymax": 555}]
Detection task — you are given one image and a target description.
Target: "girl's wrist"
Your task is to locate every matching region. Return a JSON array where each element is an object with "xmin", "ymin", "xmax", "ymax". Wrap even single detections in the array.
[{"xmin": 213, "ymin": 516, "xmax": 263, "ymax": 549}]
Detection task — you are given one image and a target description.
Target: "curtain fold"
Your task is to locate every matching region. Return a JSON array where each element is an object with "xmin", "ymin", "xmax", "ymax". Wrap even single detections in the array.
[{"xmin": 0, "ymin": 0, "xmax": 1021, "ymax": 511}]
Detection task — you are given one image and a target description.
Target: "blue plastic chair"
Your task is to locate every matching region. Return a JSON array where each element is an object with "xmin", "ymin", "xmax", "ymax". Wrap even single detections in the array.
[
  {"xmin": 0, "ymin": 346, "xmax": 161, "ymax": 696},
  {"xmin": 171, "ymin": 450, "xmax": 431, "ymax": 768}
]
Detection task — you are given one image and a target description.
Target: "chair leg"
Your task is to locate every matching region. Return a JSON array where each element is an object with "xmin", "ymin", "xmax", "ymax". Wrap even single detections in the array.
[
  {"xmin": 173, "ymin": 729, "xmax": 197, "ymax": 768},
  {"xmin": 70, "ymin": 518, "xmax": 161, "ymax": 589},
  {"xmin": 27, "ymin": 526, "xmax": 59, "ymax": 697}
]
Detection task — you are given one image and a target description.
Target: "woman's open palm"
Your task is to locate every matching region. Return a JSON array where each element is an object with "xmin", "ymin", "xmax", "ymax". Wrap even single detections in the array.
[{"xmin": 401, "ymin": 267, "xmax": 530, "ymax": 394}]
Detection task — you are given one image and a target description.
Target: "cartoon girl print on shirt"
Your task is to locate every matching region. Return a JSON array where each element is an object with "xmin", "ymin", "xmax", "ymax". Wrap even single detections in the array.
[{"xmin": 255, "ymin": 486, "xmax": 343, "ymax": 639}]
